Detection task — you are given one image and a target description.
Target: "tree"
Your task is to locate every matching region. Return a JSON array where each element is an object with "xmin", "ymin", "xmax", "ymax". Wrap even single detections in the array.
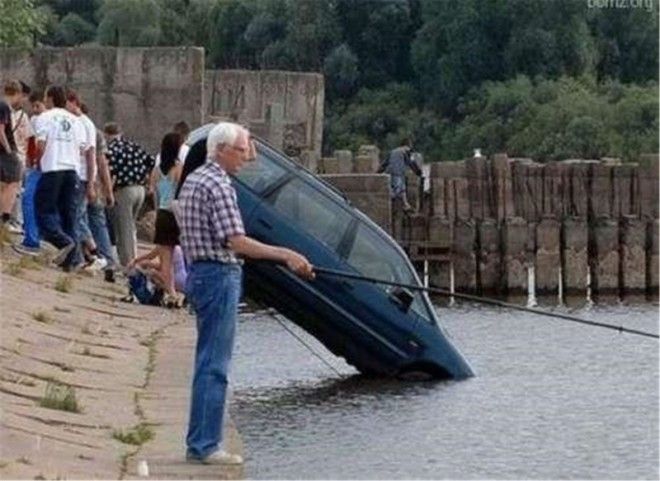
[
  {"xmin": 0, "ymin": 0, "xmax": 46, "ymax": 48},
  {"xmin": 97, "ymin": 0, "xmax": 162, "ymax": 46},
  {"xmin": 52, "ymin": 12, "xmax": 96, "ymax": 46},
  {"xmin": 324, "ymin": 43, "xmax": 359, "ymax": 97}
]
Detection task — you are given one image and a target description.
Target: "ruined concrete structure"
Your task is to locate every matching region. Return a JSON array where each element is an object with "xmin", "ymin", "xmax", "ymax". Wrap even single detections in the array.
[
  {"xmin": 206, "ymin": 70, "xmax": 324, "ymax": 170},
  {"xmin": 321, "ymin": 148, "xmax": 659, "ymax": 299},
  {"xmin": 0, "ymin": 47, "xmax": 205, "ymax": 152},
  {"xmin": 0, "ymin": 48, "xmax": 323, "ymax": 164}
]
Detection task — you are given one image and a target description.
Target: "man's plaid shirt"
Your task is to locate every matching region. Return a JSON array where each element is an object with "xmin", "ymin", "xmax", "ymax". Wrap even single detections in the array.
[{"xmin": 178, "ymin": 161, "xmax": 245, "ymax": 264}]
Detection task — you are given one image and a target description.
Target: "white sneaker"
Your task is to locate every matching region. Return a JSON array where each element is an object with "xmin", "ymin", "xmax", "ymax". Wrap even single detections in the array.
[
  {"xmin": 12, "ymin": 243, "xmax": 40, "ymax": 256},
  {"xmin": 186, "ymin": 450, "xmax": 243, "ymax": 465},
  {"xmin": 83, "ymin": 256, "xmax": 108, "ymax": 272},
  {"xmin": 52, "ymin": 243, "xmax": 75, "ymax": 266},
  {"xmin": 5, "ymin": 222, "xmax": 22, "ymax": 234}
]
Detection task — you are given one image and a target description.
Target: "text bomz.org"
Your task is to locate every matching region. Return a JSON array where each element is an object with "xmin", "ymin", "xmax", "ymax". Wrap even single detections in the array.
[{"xmin": 587, "ymin": 0, "xmax": 655, "ymax": 11}]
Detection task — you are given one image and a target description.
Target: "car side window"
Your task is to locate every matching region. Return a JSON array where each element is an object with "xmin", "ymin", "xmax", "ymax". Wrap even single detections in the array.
[
  {"xmin": 269, "ymin": 178, "xmax": 351, "ymax": 251},
  {"xmin": 346, "ymin": 223, "xmax": 432, "ymax": 321},
  {"xmin": 234, "ymin": 149, "xmax": 288, "ymax": 194}
]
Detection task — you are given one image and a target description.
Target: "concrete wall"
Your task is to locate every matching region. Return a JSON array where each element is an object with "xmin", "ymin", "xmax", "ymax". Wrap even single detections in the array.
[
  {"xmin": 319, "ymin": 173, "xmax": 391, "ymax": 232},
  {"xmin": 205, "ymin": 70, "xmax": 324, "ymax": 170},
  {"xmin": 323, "ymin": 150, "xmax": 659, "ymax": 300},
  {"xmin": 0, "ymin": 47, "xmax": 205, "ymax": 152}
]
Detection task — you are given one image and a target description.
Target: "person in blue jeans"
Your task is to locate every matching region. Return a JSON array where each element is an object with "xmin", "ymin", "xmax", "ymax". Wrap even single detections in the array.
[
  {"xmin": 13, "ymin": 91, "xmax": 46, "ymax": 256},
  {"xmin": 34, "ymin": 85, "xmax": 86, "ymax": 270},
  {"xmin": 177, "ymin": 122, "xmax": 314, "ymax": 465}
]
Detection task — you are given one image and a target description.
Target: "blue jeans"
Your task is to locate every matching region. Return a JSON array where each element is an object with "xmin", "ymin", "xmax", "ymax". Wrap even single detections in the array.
[
  {"xmin": 185, "ymin": 261, "xmax": 243, "ymax": 459},
  {"xmin": 21, "ymin": 168, "xmax": 41, "ymax": 248},
  {"xmin": 88, "ymin": 197, "xmax": 116, "ymax": 269},
  {"xmin": 71, "ymin": 180, "xmax": 92, "ymax": 266},
  {"xmin": 35, "ymin": 170, "xmax": 79, "ymax": 267}
]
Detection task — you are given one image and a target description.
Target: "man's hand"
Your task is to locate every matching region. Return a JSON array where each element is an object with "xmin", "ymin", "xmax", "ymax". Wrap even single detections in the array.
[{"xmin": 283, "ymin": 250, "xmax": 315, "ymax": 280}]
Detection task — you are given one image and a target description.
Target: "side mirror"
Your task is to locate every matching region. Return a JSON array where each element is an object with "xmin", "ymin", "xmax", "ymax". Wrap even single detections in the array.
[{"xmin": 390, "ymin": 287, "xmax": 414, "ymax": 312}]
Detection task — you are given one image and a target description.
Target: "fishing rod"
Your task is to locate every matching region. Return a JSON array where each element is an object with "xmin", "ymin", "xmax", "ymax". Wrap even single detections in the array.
[{"xmin": 312, "ymin": 266, "xmax": 659, "ymax": 340}]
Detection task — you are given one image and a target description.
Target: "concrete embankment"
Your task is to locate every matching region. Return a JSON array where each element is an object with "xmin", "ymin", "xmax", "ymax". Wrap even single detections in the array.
[{"xmin": 0, "ymin": 240, "xmax": 243, "ymax": 480}]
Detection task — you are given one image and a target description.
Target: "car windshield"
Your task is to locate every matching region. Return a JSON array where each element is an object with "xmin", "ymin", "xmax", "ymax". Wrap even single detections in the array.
[
  {"xmin": 269, "ymin": 177, "xmax": 351, "ymax": 251},
  {"xmin": 234, "ymin": 148, "xmax": 289, "ymax": 194},
  {"xmin": 346, "ymin": 222, "xmax": 432, "ymax": 321}
]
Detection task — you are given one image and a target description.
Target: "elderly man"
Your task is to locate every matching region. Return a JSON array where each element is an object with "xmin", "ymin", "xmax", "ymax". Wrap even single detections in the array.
[{"xmin": 178, "ymin": 122, "xmax": 314, "ymax": 465}]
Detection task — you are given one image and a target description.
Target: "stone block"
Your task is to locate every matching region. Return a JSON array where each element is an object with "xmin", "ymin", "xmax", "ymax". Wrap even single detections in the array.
[
  {"xmin": 568, "ymin": 163, "xmax": 589, "ymax": 217},
  {"xmin": 612, "ymin": 164, "xmax": 635, "ymax": 218},
  {"xmin": 561, "ymin": 217, "xmax": 588, "ymax": 295},
  {"xmin": 638, "ymin": 154, "xmax": 659, "ymax": 219},
  {"xmin": 589, "ymin": 163, "xmax": 613, "ymax": 218},
  {"xmin": 492, "ymin": 153, "xmax": 514, "ymax": 220},
  {"xmin": 407, "ymin": 213, "xmax": 427, "ymax": 243},
  {"xmin": 354, "ymin": 155, "xmax": 375, "ymax": 173},
  {"xmin": 535, "ymin": 217, "xmax": 560, "ymax": 295},
  {"xmin": 452, "ymin": 178, "xmax": 470, "ymax": 220},
  {"xmin": 647, "ymin": 219, "xmax": 659, "ymax": 294},
  {"xmin": 452, "ymin": 220, "xmax": 477, "ymax": 293},
  {"xmin": 428, "ymin": 260, "xmax": 451, "ymax": 291},
  {"xmin": 322, "ymin": 157, "xmax": 340, "ymax": 174},
  {"xmin": 620, "ymin": 216, "xmax": 646, "ymax": 294},
  {"xmin": 478, "ymin": 219, "xmax": 501, "ymax": 294},
  {"xmin": 542, "ymin": 162, "xmax": 566, "ymax": 218},
  {"xmin": 430, "ymin": 178, "xmax": 447, "ymax": 217},
  {"xmin": 591, "ymin": 217, "xmax": 620, "ymax": 295},
  {"xmin": 428, "ymin": 216, "xmax": 452, "ymax": 248},
  {"xmin": 502, "ymin": 217, "xmax": 528, "ymax": 296},
  {"xmin": 466, "ymin": 156, "xmax": 487, "ymax": 219},
  {"xmin": 357, "ymin": 145, "xmax": 380, "ymax": 170},
  {"xmin": 333, "ymin": 150, "xmax": 354, "ymax": 174},
  {"xmin": 511, "ymin": 161, "xmax": 543, "ymax": 221}
]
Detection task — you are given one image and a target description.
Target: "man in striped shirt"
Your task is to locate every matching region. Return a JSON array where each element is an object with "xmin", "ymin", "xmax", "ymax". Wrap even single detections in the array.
[{"xmin": 178, "ymin": 122, "xmax": 314, "ymax": 465}]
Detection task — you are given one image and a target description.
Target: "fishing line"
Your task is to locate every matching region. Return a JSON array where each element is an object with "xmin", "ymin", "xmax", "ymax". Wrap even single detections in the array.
[
  {"xmin": 313, "ymin": 266, "xmax": 659, "ymax": 340},
  {"xmin": 249, "ymin": 304, "xmax": 347, "ymax": 378}
]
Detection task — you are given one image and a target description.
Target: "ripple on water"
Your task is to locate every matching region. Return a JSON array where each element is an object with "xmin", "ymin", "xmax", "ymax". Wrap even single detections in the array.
[{"xmin": 231, "ymin": 303, "xmax": 659, "ymax": 479}]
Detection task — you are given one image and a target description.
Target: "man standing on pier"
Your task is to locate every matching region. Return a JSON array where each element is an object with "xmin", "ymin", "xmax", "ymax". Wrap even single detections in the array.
[
  {"xmin": 178, "ymin": 121, "xmax": 314, "ymax": 465},
  {"xmin": 378, "ymin": 137, "xmax": 423, "ymax": 212}
]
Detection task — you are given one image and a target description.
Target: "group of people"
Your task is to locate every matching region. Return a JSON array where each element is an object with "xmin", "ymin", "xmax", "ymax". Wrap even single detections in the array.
[
  {"xmin": 3, "ymin": 84, "xmax": 316, "ymax": 464},
  {"xmin": 0, "ymin": 79, "xmax": 191, "ymax": 306}
]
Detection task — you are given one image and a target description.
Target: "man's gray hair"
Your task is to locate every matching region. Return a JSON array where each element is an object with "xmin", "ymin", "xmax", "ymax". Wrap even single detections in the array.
[{"xmin": 207, "ymin": 122, "xmax": 247, "ymax": 157}]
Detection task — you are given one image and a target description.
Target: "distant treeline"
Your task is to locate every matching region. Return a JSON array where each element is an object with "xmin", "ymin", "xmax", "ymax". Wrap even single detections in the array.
[{"xmin": 8, "ymin": 0, "xmax": 659, "ymax": 161}]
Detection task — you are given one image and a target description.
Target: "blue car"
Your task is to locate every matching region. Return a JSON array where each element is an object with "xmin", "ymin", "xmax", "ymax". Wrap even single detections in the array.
[{"xmin": 182, "ymin": 125, "xmax": 474, "ymax": 380}]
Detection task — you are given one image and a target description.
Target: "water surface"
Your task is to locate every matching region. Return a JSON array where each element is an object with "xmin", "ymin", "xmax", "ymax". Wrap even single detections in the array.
[{"xmin": 231, "ymin": 302, "xmax": 659, "ymax": 480}]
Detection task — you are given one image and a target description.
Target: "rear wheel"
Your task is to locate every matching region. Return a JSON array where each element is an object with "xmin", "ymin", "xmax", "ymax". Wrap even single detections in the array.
[{"xmin": 397, "ymin": 362, "xmax": 451, "ymax": 381}]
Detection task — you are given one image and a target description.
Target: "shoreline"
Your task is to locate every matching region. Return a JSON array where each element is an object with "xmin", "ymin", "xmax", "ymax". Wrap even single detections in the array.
[{"xmin": 0, "ymin": 237, "xmax": 243, "ymax": 480}]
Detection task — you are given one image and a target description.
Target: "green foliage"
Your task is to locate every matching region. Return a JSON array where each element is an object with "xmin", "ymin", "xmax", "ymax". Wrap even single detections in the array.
[
  {"xmin": 27, "ymin": 0, "xmax": 658, "ymax": 161},
  {"xmin": 112, "ymin": 423, "xmax": 154, "ymax": 445},
  {"xmin": 97, "ymin": 0, "xmax": 162, "ymax": 46},
  {"xmin": 39, "ymin": 382, "xmax": 80, "ymax": 413},
  {"xmin": 52, "ymin": 12, "xmax": 96, "ymax": 45},
  {"xmin": 324, "ymin": 43, "xmax": 359, "ymax": 97},
  {"xmin": 442, "ymin": 75, "xmax": 658, "ymax": 161},
  {"xmin": 0, "ymin": 0, "xmax": 46, "ymax": 48}
]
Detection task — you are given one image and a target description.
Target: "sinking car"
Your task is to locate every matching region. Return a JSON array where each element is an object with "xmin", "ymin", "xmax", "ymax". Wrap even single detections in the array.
[{"xmin": 181, "ymin": 125, "xmax": 474, "ymax": 380}]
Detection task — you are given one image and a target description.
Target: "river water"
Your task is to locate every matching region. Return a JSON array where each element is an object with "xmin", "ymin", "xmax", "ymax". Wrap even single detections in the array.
[{"xmin": 230, "ymin": 301, "xmax": 659, "ymax": 480}]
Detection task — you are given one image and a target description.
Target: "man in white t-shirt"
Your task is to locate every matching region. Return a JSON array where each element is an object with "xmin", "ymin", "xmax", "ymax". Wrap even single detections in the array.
[{"xmin": 34, "ymin": 85, "xmax": 86, "ymax": 270}]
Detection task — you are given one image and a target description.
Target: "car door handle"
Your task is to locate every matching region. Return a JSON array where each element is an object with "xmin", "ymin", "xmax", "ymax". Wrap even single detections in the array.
[{"xmin": 257, "ymin": 218, "xmax": 272, "ymax": 230}]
